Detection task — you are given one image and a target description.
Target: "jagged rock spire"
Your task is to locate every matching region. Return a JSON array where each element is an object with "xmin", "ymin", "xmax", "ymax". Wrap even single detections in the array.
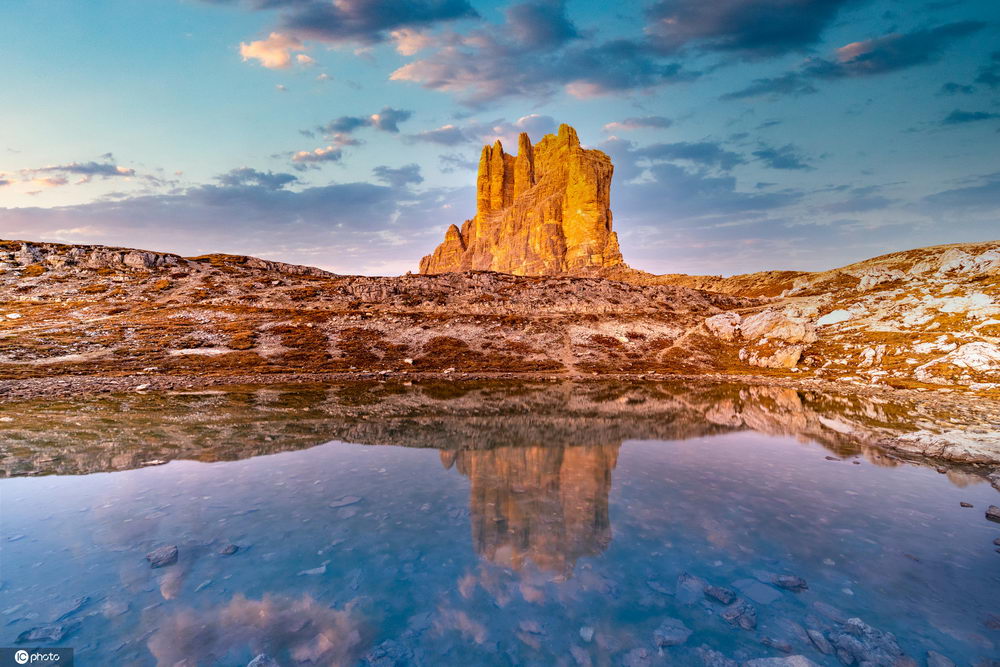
[{"xmin": 419, "ymin": 123, "xmax": 625, "ymax": 276}]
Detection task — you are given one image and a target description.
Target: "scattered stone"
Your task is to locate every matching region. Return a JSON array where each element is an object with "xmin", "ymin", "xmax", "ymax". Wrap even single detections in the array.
[
  {"xmin": 329, "ymin": 495, "xmax": 361, "ymax": 508},
  {"xmin": 807, "ymin": 629, "xmax": 833, "ymax": 655},
  {"xmin": 194, "ymin": 579, "xmax": 212, "ymax": 592},
  {"xmin": 53, "ymin": 595, "xmax": 90, "ymax": 621},
  {"xmin": 743, "ymin": 657, "xmax": 819, "ymax": 667},
  {"xmin": 219, "ymin": 544, "xmax": 239, "ymax": 556},
  {"xmin": 926, "ymin": 650, "xmax": 956, "ymax": 667},
  {"xmin": 704, "ymin": 585, "xmax": 737, "ymax": 605},
  {"xmin": 298, "ymin": 560, "xmax": 329, "ymax": 576},
  {"xmin": 773, "ymin": 575, "xmax": 808, "ymax": 592},
  {"xmin": 579, "ymin": 626, "xmax": 594, "ymax": 643},
  {"xmin": 653, "ymin": 617, "xmax": 692, "ymax": 647},
  {"xmin": 361, "ymin": 640, "xmax": 414, "ymax": 667},
  {"xmin": 141, "ymin": 459, "xmax": 167, "ymax": 466},
  {"xmin": 986, "ymin": 506, "xmax": 1000, "ymax": 523},
  {"xmin": 960, "ymin": 502, "xmax": 973, "ymax": 508},
  {"xmin": 696, "ymin": 645, "xmax": 738, "ymax": 667},
  {"xmin": 722, "ymin": 598, "xmax": 757, "ymax": 630},
  {"xmin": 828, "ymin": 617, "xmax": 906, "ymax": 666},
  {"xmin": 994, "ymin": 537, "xmax": 1000, "ymax": 546},
  {"xmin": 247, "ymin": 654, "xmax": 279, "ymax": 667},
  {"xmin": 816, "ymin": 310, "xmax": 851, "ymax": 326},
  {"xmin": 825, "ymin": 456, "xmax": 840, "ymax": 461},
  {"xmin": 761, "ymin": 636, "xmax": 794, "ymax": 653},
  {"xmin": 16, "ymin": 621, "xmax": 80, "ymax": 644},
  {"xmin": 145, "ymin": 545, "xmax": 178, "ymax": 568}
]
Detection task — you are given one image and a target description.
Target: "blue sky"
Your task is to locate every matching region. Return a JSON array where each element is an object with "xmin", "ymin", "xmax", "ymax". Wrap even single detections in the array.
[{"xmin": 1, "ymin": 0, "xmax": 998, "ymax": 275}]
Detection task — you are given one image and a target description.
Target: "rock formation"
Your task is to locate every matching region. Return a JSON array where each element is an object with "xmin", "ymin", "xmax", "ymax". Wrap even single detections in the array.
[{"xmin": 419, "ymin": 124, "xmax": 625, "ymax": 275}]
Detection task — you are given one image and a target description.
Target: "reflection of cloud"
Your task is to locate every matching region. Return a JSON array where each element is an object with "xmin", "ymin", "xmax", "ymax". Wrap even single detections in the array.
[{"xmin": 147, "ymin": 593, "xmax": 368, "ymax": 666}]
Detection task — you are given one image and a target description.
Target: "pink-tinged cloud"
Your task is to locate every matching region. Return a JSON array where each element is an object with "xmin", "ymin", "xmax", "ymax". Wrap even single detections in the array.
[
  {"xmin": 240, "ymin": 32, "xmax": 308, "ymax": 69},
  {"xmin": 391, "ymin": 28, "xmax": 433, "ymax": 55}
]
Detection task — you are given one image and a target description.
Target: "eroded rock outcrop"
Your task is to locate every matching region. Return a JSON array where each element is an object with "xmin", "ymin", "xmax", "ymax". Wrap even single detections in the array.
[{"xmin": 420, "ymin": 124, "xmax": 624, "ymax": 276}]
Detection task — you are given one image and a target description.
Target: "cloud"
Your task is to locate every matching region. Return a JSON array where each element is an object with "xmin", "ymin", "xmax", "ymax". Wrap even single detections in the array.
[
  {"xmin": 0, "ymin": 170, "xmax": 474, "ymax": 274},
  {"xmin": 603, "ymin": 116, "xmax": 673, "ymax": 132},
  {"xmin": 315, "ymin": 107, "xmax": 413, "ymax": 136},
  {"xmin": 645, "ymin": 0, "xmax": 855, "ymax": 58},
  {"xmin": 239, "ymin": 32, "xmax": 308, "ymax": 69},
  {"xmin": 16, "ymin": 156, "xmax": 137, "ymax": 187},
  {"xmin": 637, "ymin": 141, "xmax": 745, "ymax": 171},
  {"xmin": 225, "ymin": 0, "xmax": 479, "ymax": 46},
  {"xmin": 373, "ymin": 163, "xmax": 424, "ymax": 188},
  {"xmin": 751, "ymin": 144, "xmax": 813, "ymax": 170},
  {"xmin": 938, "ymin": 81, "xmax": 975, "ymax": 96},
  {"xmin": 391, "ymin": 28, "xmax": 433, "ymax": 55},
  {"xmin": 291, "ymin": 145, "xmax": 344, "ymax": 169},
  {"xmin": 975, "ymin": 50, "xmax": 1000, "ymax": 88},
  {"xmin": 822, "ymin": 21, "xmax": 985, "ymax": 77},
  {"xmin": 922, "ymin": 172, "xmax": 1000, "ymax": 212},
  {"xmin": 439, "ymin": 153, "xmax": 477, "ymax": 172},
  {"xmin": 721, "ymin": 21, "xmax": 984, "ymax": 99},
  {"xmin": 390, "ymin": 3, "xmax": 691, "ymax": 105},
  {"xmin": 408, "ymin": 124, "xmax": 468, "ymax": 146},
  {"xmin": 505, "ymin": 0, "xmax": 579, "ymax": 50},
  {"xmin": 215, "ymin": 167, "xmax": 298, "ymax": 190},
  {"xmin": 722, "ymin": 71, "xmax": 818, "ymax": 100},
  {"xmin": 405, "ymin": 115, "xmax": 558, "ymax": 148},
  {"xmin": 940, "ymin": 109, "xmax": 1000, "ymax": 125}
]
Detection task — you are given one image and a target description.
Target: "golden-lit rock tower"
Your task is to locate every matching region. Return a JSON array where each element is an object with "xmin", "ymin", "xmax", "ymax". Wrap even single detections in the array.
[{"xmin": 419, "ymin": 124, "xmax": 625, "ymax": 276}]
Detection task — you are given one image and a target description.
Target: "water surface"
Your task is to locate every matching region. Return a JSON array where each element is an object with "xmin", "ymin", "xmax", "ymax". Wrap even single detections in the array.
[{"xmin": 2, "ymin": 382, "xmax": 998, "ymax": 665}]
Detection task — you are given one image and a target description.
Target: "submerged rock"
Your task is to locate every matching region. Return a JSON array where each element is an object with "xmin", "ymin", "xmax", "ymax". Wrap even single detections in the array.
[
  {"xmin": 705, "ymin": 585, "xmax": 737, "ymax": 604},
  {"xmin": 653, "ymin": 617, "xmax": 692, "ymax": 647},
  {"xmin": 16, "ymin": 621, "xmax": 80, "ymax": 644},
  {"xmin": 743, "ymin": 657, "xmax": 819, "ymax": 667},
  {"xmin": 987, "ymin": 505, "xmax": 1000, "ymax": 523},
  {"xmin": 696, "ymin": 645, "xmax": 738, "ymax": 667},
  {"xmin": 806, "ymin": 629, "xmax": 833, "ymax": 655},
  {"xmin": 53, "ymin": 595, "xmax": 90, "ymax": 622},
  {"xmin": 722, "ymin": 598, "xmax": 757, "ymax": 630},
  {"xmin": 247, "ymin": 655, "xmax": 279, "ymax": 667},
  {"xmin": 828, "ymin": 617, "xmax": 906, "ymax": 666},
  {"xmin": 362, "ymin": 639, "xmax": 414, "ymax": 667},
  {"xmin": 219, "ymin": 544, "xmax": 239, "ymax": 556},
  {"xmin": 773, "ymin": 575, "xmax": 808, "ymax": 592},
  {"xmin": 145, "ymin": 545, "xmax": 178, "ymax": 568}
]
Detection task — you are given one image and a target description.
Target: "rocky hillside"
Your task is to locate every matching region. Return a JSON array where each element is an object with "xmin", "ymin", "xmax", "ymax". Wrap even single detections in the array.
[
  {"xmin": 2, "ymin": 238, "xmax": 999, "ymax": 399},
  {"xmin": 0, "ymin": 239, "xmax": 751, "ymax": 385}
]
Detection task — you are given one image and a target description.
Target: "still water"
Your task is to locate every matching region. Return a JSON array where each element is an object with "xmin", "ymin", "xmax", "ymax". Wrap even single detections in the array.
[{"xmin": 1, "ymin": 382, "xmax": 998, "ymax": 665}]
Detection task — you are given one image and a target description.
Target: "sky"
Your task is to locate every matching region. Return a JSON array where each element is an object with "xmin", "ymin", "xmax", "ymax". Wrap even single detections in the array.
[{"xmin": 1, "ymin": 0, "xmax": 998, "ymax": 276}]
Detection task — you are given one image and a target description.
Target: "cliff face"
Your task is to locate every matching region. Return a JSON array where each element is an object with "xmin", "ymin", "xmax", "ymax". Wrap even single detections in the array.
[{"xmin": 420, "ymin": 124, "xmax": 625, "ymax": 276}]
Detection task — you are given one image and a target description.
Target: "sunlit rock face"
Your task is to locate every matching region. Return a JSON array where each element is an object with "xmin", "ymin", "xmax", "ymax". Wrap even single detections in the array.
[
  {"xmin": 419, "ymin": 124, "xmax": 625, "ymax": 276},
  {"xmin": 442, "ymin": 444, "xmax": 619, "ymax": 574}
]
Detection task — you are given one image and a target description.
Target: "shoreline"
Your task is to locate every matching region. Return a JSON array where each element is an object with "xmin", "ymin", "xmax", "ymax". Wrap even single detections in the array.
[{"xmin": 3, "ymin": 370, "xmax": 1000, "ymax": 469}]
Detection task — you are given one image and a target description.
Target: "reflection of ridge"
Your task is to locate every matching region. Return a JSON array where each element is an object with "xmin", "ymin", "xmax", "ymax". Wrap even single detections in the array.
[{"xmin": 442, "ymin": 444, "xmax": 619, "ymax": 574}]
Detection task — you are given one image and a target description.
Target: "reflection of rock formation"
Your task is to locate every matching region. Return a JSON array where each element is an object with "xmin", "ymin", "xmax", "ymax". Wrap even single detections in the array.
[
  {"xmin": 442, "ymin": 444, "xmax": 619, "ymax": 574},
  {"xmin": 2, "ymin": 380, "xmax": 995, "ymax": 478}
]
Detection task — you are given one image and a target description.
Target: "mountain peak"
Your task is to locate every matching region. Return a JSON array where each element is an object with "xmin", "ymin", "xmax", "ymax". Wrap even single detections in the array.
[{"xmin": 420, "ymin": 123, "xmax": 624, "ymax": 276}]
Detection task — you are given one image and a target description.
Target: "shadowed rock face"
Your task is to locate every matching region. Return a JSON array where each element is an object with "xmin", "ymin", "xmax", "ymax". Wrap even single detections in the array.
[{"xmin": 420, "ymin": 124, "xmax": 625, "ymax": 276}]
